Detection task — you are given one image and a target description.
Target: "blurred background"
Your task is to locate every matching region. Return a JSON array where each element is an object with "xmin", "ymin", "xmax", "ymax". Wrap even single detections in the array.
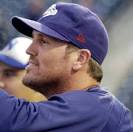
[{"xmin": 0, "ymin": 0, "xmax": 133, "ymax": 116}]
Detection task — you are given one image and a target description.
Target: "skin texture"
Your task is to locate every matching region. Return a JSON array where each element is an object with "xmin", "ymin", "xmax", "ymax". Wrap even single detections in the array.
[
  {"xmin": 23, "ymin": 31, "xmax": 99, "ymax": 98},
  {"xmin": 0, "ymin": 62, "xmax": 46, "ymax": 102}
]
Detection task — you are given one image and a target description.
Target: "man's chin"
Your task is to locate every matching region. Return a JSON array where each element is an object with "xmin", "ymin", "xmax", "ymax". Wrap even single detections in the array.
[
  {"xmin": 23, "ymin": 76, "xmax": 33, "ymax": 88},
  {"xmin": 23, "ymin": 75, "xmax": 36, "ymax": 89},
  {"xmin": 22, "ymin": 76, "xmax": 44, "ymax": 95}
]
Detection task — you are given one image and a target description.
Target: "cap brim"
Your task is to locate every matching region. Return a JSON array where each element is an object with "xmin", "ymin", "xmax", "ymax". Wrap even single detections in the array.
[
  {"xmin": 12, "ymin": 16, "xmax": 68, "ymax": 42},
  {"xmin": 0, "ymin": 54, "xmax": 26, "ymax": 69}
]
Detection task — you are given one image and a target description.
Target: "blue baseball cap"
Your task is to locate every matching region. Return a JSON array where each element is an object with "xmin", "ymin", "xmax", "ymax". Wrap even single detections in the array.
[
  {"xmin": 0, "ymin": 37, "xmax": 32, "ymax": 69},
  {"xmin": 12, "ymin": 2, "xmax": 108, "ymax": 64}
]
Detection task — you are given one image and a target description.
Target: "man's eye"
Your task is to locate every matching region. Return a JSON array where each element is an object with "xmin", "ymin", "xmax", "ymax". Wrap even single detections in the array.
[
  {"xmin": 40, "ymin": 40, "xmax": 48, "ymax": 45},
  {"xmin": 41, "ymin": 40, "xmax": 46, "ymax": 44}
]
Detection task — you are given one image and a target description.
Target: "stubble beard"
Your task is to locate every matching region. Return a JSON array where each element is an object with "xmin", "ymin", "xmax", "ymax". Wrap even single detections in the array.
[{"xmin": 22, "ymin": 73, "xmax": 69, "ymax": 97}]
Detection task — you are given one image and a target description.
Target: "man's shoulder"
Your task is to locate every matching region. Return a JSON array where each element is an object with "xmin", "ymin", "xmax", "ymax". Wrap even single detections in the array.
[
  {"xmin": 49, "ymin": 87, "xmax": 133, "ymax": 131},
  {"xmin": 51, "ymin": 86, "xmax": 113, "ymax": 107},
  {"xmin": 49, "ymin": 87, "xmax": 113, "ymax": 117},
  {"xmin": 49, "ymin": 86, "xmax": 130, "ymax": 121}
]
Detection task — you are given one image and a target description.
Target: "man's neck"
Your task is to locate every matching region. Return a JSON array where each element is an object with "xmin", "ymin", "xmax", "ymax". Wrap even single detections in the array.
[{"xmin": 44, "ymin": 74, "xmax": 99, "ymax": 98}]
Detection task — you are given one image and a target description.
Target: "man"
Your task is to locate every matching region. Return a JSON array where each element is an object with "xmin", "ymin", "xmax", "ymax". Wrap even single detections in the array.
[
  {"xmin": 0, "ymin": 37, "xmax": 45, "ymax": 102},
  {"xmin": 0, "ymin": 2, "xmax": 133, "ymax": 131}
]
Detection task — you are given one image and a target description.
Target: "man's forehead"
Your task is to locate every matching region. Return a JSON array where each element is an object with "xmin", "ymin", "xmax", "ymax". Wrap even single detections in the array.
[
  {"xmin": 32, "ymin": 31, "xmax": 44, "ymax": 37},
  {"xmin": 32, "ymin": 30, "xmax": 68, "ymax": 43}
]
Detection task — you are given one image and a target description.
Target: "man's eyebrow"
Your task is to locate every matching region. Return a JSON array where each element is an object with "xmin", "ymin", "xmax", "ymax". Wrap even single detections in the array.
[
  {"xmin": 32, "ymin": 31, "xmax": 43, "ymax": 37},
  {"xmin": 32, "ymin": 31, "xmax": 66, "ymax": 42}
]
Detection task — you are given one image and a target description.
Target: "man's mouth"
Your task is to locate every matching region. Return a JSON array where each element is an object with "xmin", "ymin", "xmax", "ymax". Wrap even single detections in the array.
[{"xmin": 25, "ymin": 60, "xmax": 38, "ymax": 71}]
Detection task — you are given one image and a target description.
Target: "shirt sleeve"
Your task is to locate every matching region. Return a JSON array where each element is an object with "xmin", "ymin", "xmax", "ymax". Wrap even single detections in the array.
[{"xmin": 0, "ymin": 89, "xmax": 84, "ymax": 132}]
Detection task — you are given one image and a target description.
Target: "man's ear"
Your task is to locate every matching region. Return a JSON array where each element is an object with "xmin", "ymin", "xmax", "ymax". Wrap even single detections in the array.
[{"xmin": 72, "ymin": 49, "xmax": 91, "ymax": 71}]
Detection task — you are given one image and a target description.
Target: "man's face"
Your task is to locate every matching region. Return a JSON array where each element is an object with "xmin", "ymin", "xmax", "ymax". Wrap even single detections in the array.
[
  {"xmin": 23, "ymin": 31, "xmax": 74, "ymax": 96},
  {"xmin": 0, "ymin": 62, "xmax": 45, "ymax": 101}
]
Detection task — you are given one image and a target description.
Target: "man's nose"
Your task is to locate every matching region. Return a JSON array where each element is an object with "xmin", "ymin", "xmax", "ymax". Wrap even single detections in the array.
[{"xmin": 26, "ymin": 42, "xmax": 38, "ymax": 56}]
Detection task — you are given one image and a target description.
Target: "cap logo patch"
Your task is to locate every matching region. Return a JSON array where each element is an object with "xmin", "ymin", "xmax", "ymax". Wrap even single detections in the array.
[
  {"xmin": 43, "ymin": 4, "xmax": 58, "ymax": 17},
  {"xmin": 76, "ymin": 34, "xmax": 86, "ymax": 43}
]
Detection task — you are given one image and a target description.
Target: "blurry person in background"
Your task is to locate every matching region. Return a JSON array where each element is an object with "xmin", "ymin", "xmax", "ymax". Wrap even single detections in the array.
[
  {"xmin": 78, "ymin": 0, "xmax": 93, "ymax": 8},
  {"xmin": 0, "ymin": 37, "xmax": 45, "ymax": 102},
  {"xmin": 25, "ymin": 0, "xmax": 45, "ymax": 20}
]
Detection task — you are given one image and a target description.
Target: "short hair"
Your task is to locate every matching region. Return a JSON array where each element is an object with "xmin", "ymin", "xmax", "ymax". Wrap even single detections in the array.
[
  {"xmin": 66, "ymin": 44, "xmax": 103, "ymax": 82},
  {"xmin": 87, "ymin": 58, "xmax": 103, "ymax": 82}
]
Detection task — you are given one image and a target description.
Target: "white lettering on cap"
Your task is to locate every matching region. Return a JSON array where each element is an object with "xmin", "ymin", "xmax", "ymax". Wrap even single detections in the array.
[{"xmin": 43, "ymin": 4, "xmax": 58, "ymax": 17}]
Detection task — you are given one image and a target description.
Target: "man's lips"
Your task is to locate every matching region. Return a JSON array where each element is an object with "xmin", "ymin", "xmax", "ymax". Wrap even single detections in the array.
[{"xmin": 25, "ymin": 60, "xmax": 38, "ymax": 71}]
